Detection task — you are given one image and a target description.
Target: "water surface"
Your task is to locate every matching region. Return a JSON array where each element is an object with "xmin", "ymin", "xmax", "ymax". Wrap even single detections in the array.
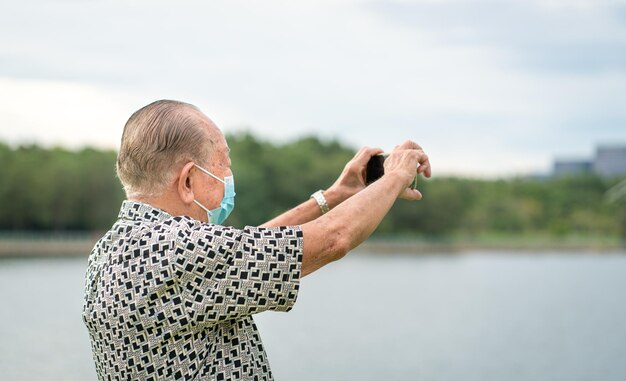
[{"xmin": 1, "ymin": 251, "xmax": 625, "ymax": 380}]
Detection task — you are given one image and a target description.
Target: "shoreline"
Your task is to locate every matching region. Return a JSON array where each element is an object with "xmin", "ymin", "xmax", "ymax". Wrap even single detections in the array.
[
  {"xmin": 0, "ymin": 235, "xmax": 624, "ymax": 258},
  {"xmin": 358, "ymin": 238, "xmax": 625, "ymax": 255},
  {"xmin": 0, "ymin": 238, "xmax": 98, "ymax": 258}
]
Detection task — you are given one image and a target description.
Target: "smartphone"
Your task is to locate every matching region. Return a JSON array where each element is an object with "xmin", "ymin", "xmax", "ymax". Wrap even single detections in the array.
[{"xmin": 366, "ymin": 154, "xmax": 419, "ymax": 189}]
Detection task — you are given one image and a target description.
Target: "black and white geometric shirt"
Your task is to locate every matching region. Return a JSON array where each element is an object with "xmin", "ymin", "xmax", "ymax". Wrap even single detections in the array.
[{"xmin": 83, "ymin": 201, "xmax": 303, "ymax": 381}]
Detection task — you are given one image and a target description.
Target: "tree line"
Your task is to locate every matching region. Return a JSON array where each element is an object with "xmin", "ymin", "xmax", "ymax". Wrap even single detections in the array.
[{"xmin": 0, "ymin": 134, "xmax": 624, "ymax": 239}]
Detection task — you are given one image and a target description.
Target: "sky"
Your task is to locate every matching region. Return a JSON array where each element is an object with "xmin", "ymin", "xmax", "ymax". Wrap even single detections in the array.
[{"xmin": 1, "ymin": 0, "xmax": 625, "ymax": 177}]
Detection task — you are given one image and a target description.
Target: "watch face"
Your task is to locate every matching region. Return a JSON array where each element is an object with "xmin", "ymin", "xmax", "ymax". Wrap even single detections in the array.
[{"xmin": 312, "ymin": 191, "xmax": 329, "ymax": 213}]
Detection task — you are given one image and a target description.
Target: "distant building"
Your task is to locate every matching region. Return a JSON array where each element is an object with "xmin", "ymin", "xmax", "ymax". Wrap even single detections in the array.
[
  {"xmin": 553, "ymin": 159, "xmax": 593, "ymax": 177},
  {"xmin": 594, "ymin": 146, "xmax": 626, "ymax": 178},
  {"xmin": 552, "ymin": 144, "xmax": 626, "ymax": 178}
]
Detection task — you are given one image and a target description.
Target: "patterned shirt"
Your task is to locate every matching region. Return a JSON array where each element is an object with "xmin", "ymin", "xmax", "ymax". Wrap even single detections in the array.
[{"xmin": 83, "ymin": 201, "xmax": 303, "ymax": 381}]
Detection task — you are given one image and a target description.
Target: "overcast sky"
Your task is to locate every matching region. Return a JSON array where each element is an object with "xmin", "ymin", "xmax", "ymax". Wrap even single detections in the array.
[{"xmin": 1, "ymin": 0, "xmax": 625, "ymax": 177}]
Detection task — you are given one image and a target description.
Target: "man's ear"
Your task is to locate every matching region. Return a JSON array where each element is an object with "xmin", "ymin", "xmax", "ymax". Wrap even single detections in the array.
[{"xmin": 177, "ymin": 162, "xmax": 197, "ymax": 204}]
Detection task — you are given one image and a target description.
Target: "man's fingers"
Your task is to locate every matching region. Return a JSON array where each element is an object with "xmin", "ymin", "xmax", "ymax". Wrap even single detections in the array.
[
  {"xmin": 397, "ymin": 140, "xmax": 422, "ymax": 151},
  {"xmin": 353, "ymin": 143, "xmax": 431, "ymax": 180},
  {"xmin": 352, "ymin": 146, "xmax": 384, "ymax": 167},
  {"xmin": 399, "ymin": 187, "xmax": 423, "ymax": 201},
  {"xmin": 416, "ymin": 150, "xmax": 432, "ymax": 178}
]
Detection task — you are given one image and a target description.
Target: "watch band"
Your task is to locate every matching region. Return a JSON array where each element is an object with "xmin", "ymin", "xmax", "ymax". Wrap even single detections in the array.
[{"xmin": 310, "ymin": 190, "xmax": 330, "ymax": 214}]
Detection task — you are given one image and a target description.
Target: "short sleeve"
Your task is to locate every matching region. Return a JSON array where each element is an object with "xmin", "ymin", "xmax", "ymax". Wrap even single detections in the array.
[{"xmin": 172, "ymin": 219, "xmax": 303, "ymax": 326}]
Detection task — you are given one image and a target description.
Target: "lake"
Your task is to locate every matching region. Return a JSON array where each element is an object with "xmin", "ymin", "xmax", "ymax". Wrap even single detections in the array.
[{"xmin": 1, "ymin": 250, "xmax": 625, "ymax": 380}]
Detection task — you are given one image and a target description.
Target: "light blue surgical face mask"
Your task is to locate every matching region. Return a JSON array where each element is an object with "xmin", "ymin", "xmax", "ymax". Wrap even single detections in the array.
[{"xmin": 192, "ymin": 164, "xmax": 235, "ymax": 225}]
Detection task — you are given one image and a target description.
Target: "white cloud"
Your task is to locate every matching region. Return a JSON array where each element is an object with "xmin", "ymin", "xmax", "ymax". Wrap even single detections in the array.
[
  {"xmin": 0, "ymin": 0, "xmax": 625, "ymax": 177},
  {"xmin": 0, "ymin": 78, "xmax": 138, "ymax": 149},
  {"xmin": 0, "ymin": 77, "xmax": 259, "ymax": 149}
]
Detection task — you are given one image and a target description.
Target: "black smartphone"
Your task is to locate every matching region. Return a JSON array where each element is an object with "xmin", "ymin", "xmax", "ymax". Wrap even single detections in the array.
[
  {"xmin": 366, "ymin": 154, "xmax": 419, "ymax": 189},
  {"xmin": 366, "ymin": 154, "xmax": 387, "ymax": 185}
]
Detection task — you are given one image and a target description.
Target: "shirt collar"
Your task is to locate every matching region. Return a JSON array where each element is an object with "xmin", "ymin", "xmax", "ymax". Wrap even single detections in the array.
[{"xmin": 118, "ymin": 200, "xmax": 173, "ymax": 224}]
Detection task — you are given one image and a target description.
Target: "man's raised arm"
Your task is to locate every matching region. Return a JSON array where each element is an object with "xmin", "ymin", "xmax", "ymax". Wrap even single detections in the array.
[
  {"xmin": 299, "ymin": 140, "xmax": 431, "ymax": 277},
  {"xmin": 260, "ymin": 147, "xmax": 383, "ymax": 228}
]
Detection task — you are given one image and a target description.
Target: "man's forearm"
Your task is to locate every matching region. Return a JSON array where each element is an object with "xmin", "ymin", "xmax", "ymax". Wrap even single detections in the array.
[
  {"xmin": 299, "ymin": 172, "xmax": 406, "ymax": 276},
  {"xmin": 260, "ymin": 189, "xmax": 344, "ymax": 228}
]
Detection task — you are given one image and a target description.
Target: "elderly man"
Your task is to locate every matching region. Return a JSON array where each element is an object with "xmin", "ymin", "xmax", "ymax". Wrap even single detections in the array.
[{"xmin": 83, "ymin": 100, "xmax": 431, "ymax": 381}]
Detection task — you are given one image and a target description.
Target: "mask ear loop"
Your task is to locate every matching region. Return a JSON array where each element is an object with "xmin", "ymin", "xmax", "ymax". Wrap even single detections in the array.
[
  {"xmin": 194, "ymin": 164, "xmax": 226, "ymax": 184},
  {"xmin": 193, "ymin": 199, "xmax": 211, "ymax": 213}
]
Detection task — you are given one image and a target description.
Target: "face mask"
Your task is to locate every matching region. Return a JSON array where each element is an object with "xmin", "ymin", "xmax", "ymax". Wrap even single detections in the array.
[{"xmin": 192, "ymin": 164, "xmax": 236, "ymax": 224}]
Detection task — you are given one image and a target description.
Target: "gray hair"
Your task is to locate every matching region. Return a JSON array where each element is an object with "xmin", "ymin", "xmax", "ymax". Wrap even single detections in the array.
[{"xmin": 116, "ymin": 100, "xmax": 214, "ymax": 198}]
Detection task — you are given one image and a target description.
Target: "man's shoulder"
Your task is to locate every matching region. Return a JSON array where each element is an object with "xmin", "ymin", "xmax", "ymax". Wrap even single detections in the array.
[
  {"xmin": 95, "ymin": 216, "xmax": 248, "ymax": 255},
  {"xmin": 105, "ymin": 214, "xmax": 233, "ymax": 237}
]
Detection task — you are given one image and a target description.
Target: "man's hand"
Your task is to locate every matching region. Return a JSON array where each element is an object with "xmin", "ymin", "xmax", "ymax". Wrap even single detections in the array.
[
  {"xmin": 325, "ymin": 147, "xmax": 384, "ymax": 207},
  {"xmin": 301, "ymin": 140, "xmax": 431, "ymax": 276},
  {"xmin": 383, "ymin": 140, "xmax": 431, "ymax": 200},
  {"xmin": 262, "ymin": 141, "xmax": 430, "ymax": 230}
]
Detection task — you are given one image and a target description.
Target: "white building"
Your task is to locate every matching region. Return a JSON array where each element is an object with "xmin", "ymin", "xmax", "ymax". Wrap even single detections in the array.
[
  {"xmin": 553, "ymin": 160, "xmax": 593, "ymax": 177},
  {"xmin": 593, "ymin": 146, "xmax": 626, "ymax": 178}
]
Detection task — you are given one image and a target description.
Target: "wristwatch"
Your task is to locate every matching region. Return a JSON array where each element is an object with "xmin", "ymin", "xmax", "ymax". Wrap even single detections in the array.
[{"xmin": 310, "ymin": 190, "xmax": 330, "ymax": 214}]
